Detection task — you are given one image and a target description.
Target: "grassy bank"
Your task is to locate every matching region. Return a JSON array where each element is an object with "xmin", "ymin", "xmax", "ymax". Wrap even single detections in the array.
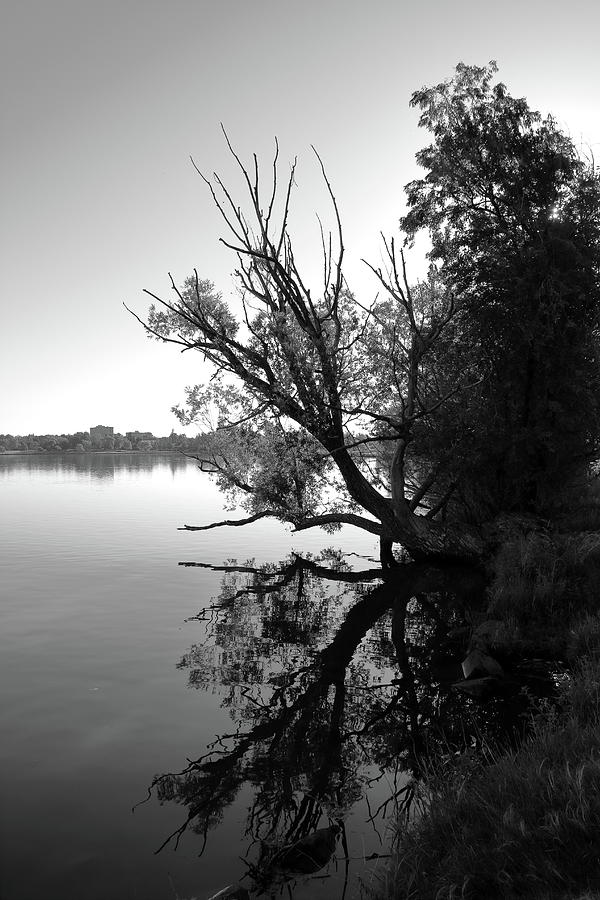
[
  {"xmin": 373, "ymin": 652, "xmax": 600, "ymax": 899},
  {"xmin": 372, "ymin": 530, "xmax": 600, "ymax": 900}
]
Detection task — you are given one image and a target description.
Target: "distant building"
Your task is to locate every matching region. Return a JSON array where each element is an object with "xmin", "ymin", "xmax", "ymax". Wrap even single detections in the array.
[
  {"xmin": 90, "ymin": 425, "xmax": 114, "ymax": 444},
  {"xmin": 126, "ymin": 431, "xmax": 154, "ymax": 442}
]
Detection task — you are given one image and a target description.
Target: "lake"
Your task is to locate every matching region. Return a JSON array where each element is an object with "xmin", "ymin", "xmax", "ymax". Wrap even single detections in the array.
[{"xmin": 2, "ymin": 452, "xmax": 431, "ymax": 900}]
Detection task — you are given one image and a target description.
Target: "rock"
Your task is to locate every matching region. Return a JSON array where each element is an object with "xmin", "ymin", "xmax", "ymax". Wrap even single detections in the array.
[
  {"xmin": 462, "ymin": 648, "xmax": 504, "ymax": 679},
  {"xmin": 206, "ymin": 884, "xmax": 249, "ymax": 900},
  {"xmin": 271, "ymin": 824, "xmax": 340, "ymax": 874}
]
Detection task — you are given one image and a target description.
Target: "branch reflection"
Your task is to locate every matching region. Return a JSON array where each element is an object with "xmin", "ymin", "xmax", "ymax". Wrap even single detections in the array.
[{"xmin": 146, "ymin": 553, "xmax": 524, "ymax": 894}]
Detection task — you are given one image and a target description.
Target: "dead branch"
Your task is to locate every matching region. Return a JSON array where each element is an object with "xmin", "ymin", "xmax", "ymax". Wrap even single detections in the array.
[{"xmin": 179, "ymin": 510, "xmax": 279, "ymax": 531}]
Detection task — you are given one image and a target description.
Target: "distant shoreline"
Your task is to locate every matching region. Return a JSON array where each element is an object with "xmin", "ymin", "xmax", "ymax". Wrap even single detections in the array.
[{"xmin": 0, "ymin": 449, "xmax": 196, "ymax": 457}]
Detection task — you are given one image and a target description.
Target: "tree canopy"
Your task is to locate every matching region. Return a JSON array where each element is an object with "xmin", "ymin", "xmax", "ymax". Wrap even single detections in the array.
[
  {"xmin": 132, "ymin": 62, "xmax": 600, "ymax": 565},
  {"xmin": 403, "ymin": 62, "xmax": 600, "ymax": 516}
]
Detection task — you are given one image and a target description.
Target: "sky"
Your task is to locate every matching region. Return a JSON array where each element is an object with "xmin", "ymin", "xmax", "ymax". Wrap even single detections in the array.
[{"xmin": 2, "ymin": 0, "xmax": 600, "ymax": 436}]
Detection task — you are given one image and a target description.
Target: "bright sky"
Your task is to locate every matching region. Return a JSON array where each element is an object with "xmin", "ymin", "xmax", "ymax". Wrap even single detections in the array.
[{"xmin": 2, "ymin": 0, "xmax": 599, "ymax": 436}]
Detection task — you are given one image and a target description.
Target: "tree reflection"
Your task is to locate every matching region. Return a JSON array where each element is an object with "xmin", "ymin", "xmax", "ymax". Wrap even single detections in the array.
[{"xmin": 146, "ymin": 554, "xmax": 528, "ymax": 894}]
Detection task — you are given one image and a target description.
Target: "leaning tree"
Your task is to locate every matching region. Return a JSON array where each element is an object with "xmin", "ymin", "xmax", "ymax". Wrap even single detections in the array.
[{"xmin": 130, "ymin": 62, "xmax": 600, "ymax": 566}]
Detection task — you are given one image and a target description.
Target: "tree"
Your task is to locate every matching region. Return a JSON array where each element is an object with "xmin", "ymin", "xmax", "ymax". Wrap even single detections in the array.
[
  {"xmin": 131, "ymin": 64, "xmax": 600, "ymax": 565},
  {"xmin": 402, "ymin": 62, "xmax": 600, "ymax": 518}
]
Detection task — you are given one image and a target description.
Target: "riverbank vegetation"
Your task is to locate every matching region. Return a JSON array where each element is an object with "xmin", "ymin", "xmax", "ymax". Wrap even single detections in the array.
[
  {"xmin": 369, "ymin": 520, "xmax": 600, "ymax": 898},
  {"xmin": 372, "ymin": 622, "xmax": 600, "ymax": 899}
]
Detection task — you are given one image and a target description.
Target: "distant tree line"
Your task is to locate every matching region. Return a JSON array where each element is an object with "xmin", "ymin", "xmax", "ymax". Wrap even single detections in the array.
[{"xmin": 0, "ymin": 431, "xmax": 209, "ymax": 453}]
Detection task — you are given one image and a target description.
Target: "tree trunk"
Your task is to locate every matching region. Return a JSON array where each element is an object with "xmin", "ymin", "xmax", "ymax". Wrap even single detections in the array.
[
  {"xmin": 387, "ymin": 439, "xmax": 489, "ymax": 563},
  {"xmin": 380, "ymin": 537, "xmax": 399, "ymax": 569},
  {"xmin": 313, "ymin": 431, "xmax": 501, "ymax": 565}
]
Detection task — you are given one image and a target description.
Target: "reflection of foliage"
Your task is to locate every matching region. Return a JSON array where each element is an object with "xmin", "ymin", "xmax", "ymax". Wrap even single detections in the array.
[
  {"xmin": 179, "ymin": 556, "xmax": 339, "ymax": 695},
  {"xmin": 146, "ymin": 555, "xmax": 544, "ymax": 894}
]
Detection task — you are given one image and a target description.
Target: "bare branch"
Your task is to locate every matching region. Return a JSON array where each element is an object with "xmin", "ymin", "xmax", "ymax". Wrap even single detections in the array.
[
  {"xmin": 318, "ymin": 434, "xmax": 398, "ymax": 458},
  {"xmin": 312, "ymin": 146, "xmax": 344, "ymax": 305},
  {"xmin": 214, "ymin": 401, "xmax": 270, "ymax": 430},
  {"xmin": 179, "ymin": 511, "xmax": 279, "ymax": 531}
]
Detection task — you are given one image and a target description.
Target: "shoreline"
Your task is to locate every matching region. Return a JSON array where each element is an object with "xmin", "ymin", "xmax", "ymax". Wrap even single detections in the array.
[{"xmin": 0, "ymin": 449, "xmax": 206, "ymax": 456}]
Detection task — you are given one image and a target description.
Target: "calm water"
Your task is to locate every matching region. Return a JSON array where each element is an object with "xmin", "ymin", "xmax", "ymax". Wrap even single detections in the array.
[{"xmin": 2, "ymin": 453, "xmax": 419, "ymax": 900}]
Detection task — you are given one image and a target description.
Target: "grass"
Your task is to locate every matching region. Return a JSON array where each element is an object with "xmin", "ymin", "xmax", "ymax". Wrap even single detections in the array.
[{"xmin": 371, "ymin": 648, "xmax": 600, "ymax": 899}]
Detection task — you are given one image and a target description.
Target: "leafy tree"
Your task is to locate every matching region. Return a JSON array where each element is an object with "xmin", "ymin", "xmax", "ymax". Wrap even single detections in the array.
[
  {"xmin": 402, "ymin": 61, "xmax": 600, "ymax": 517},
  {"xmin": 132, "ymin": 64, "xmax": 600, "ymax": 564}
]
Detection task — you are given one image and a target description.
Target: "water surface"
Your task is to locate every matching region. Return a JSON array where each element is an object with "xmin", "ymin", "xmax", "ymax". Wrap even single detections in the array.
[
  {"xmin": 2, "ymin": 453, "xmax": 408, "ymax": 900},
  {"xmin": 3, "ymin": 454, "xmax": 519, "ymax": 900}
]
